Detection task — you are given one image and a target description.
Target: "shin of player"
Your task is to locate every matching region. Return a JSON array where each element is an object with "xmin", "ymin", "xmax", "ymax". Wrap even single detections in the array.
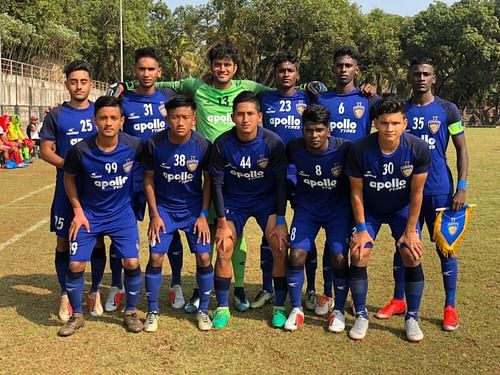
[
  {"xmin": 346, "ymin": 94, "xmax": 430, "ymax": 342},
  {"xmin": 58, "ymin": 96, "xmax": 143, "ymax": 337}
]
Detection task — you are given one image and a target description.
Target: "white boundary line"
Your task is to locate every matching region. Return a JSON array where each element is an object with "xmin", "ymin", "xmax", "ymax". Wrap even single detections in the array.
[
  {"xmin": 0, "ymin": 218, "xmax": 49, "ymax": 252},
  {"xmin": 0, "ymin": 183, "xmax": 55, "ymax": 209}
]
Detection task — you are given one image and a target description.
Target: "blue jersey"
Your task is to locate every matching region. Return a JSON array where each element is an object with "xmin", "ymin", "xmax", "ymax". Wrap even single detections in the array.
[
  {"xmin": 346, "ymin": 132, "xmax": 431, "ymax": 217},
  {"xmin": 287, "ymin": 137, "xmax": 351, "ymax": 214},
  {"xmin": 317, "ymin": 88, "xmax": 378, "ymax": 141},
  {"xmin": 64, "ymin": 133, "xmax": 142, "ymax": 220},
  {"xmin": 122, "ymin": 88, "xmax": 177, "ymax": 140},
  {"xmin": 405, "ymin": 96, "xmax": 463, "ymax": 195},
  {"xmin": 210, "ymin": 127, "xmax": 287, "ymax": 215},
  {"xmin": 40, "ymin": 102, "xmax": 96, "ymax": 191},
  {"xmin": 260, "ymin": 90, "xmax": 310, "ymax": 146},
  {"xmin": 142, "ymin": 130, "xmax": 211, "ymax": 212}
]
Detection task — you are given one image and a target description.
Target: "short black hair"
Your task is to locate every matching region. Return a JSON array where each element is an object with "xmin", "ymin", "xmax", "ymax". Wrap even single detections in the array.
[
  {"xmin": 135, "ymin": 47, "xmax": 160, "ymax": 64},
  {"xmin": 410, "ymin": 56, "xmax": 434, "ymax": 68},
  {"xmin": 371, "ymin": 93, "xmax": 406, "ymax": 118},
  {"xmin": 333, "ymin": 45, "xmax": 360, "ymax": 63},
  {"xmin": 208, "ymin": 42, "xmax": 239, "ymax": 65},
  {"xmin": 94, "ymin": 95, "xmax": 123, "ymax": 116},
  {"xmin": 64, "ymin": 60, "xmax": 93, "ymax": 79},
  {"xmin": 302, "ymin": 104, "xmax": 330, "ymax": 127},
  {"xmin": 233, "ymin": 91, "xmax": 260, "ymax": 113},
  {"xmin": 165, "ymin": 95, "xmax": 196, "ymax": 112},
  {"xmin": 272, "ymin": 52, "xmax": 300, "ymax": 71}
]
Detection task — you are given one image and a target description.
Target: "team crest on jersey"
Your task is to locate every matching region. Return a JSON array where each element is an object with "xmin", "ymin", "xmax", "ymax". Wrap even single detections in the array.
[
  {"xmin": 257, "ymin": 155, "xmax": 269, "ymax": 169},
  {"xmin": 353, "ymin": 102, "xmax": 365, "ymax": 119},
  {"xmin": 331, "ymin": 163, "xmax": 342, "ymax": 177},
  {"xmin": 123, "ymin": 159, "xmax": 134, "ymax": 173},
  {"xmin": 186, "ymin": 156, "xmax": 199, "ymax": 172},
  {"xmin": 159, "ymin": 102, "xmax": 168, "ymax": 118},
  {"xmin": 428, "ymin": 116, "xmax": 441, "ymax": 134},
  {"xmin": 400, "ymin": 162, "xmax": 413, "ymax": 177},
  {"xmin": 296, "ymin": 102, "xmax": 307, "ymax": 115}
]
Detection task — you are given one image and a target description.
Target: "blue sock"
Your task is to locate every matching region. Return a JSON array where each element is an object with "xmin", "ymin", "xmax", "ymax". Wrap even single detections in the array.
[
  {"xmin": 332, "ymin": 266, "xmax": 349, "ymax": 311},
  {"xmin": 55, "ymin": 250, "xmax": 69, "ymax": 293},
  {"xmin": 196, "ymin": 265, "xmax": 214, "ymax": 312},
  {"xmin": 404, "ymin": 264, "xmax": 425, "ymax": 320},
  {"xmin": 260, "ymin": 238, "xmax": 274, "ymax": 293},
  {"xmin": 109, "ymin": 243, "xmax": 123, "ymax": 289},
  {"xmin": 440, "ymin": 254, "xmax": 458, "ymax": 307},
  {"xmin": 214, "ymin": 276, "xmax": 231, "ymax": 307},
  {"xmin": 393, "ymin": 251, "xmax": 405, "ymax": 299},
  {"xmin": 350, "ymin": 265, "xmax": 368, "ymax": 319},
  {"xmin": 65, "ymin": 270, "xmax": 84, "ymax": 314},
  {"xmin": 124, "ymin": 266, "xmax": 142, "ymax": 312},
  {"xmin": 90, "ymin": 246, "xmax": 106, "ymax": 292},
  {"xmin": 305, "ymin": 242, "xmax": 317, "ymax": 292},
  {"xmin": 168, "ymin": 231, "xmax": 183, "ymax": 286},
  {"xmin": 286, "ymin": 264, "xmax": 304, "ymax": 308},
  {"xmin": 145, "ymin": 264, "xmax": 162, "ymax": 313},
  {"xmin": 273, "ymin": 277, "xmax": 287, "ymax": 307},
  {"xmin": 322, "ymin": 246, "xmax": 333, "ymax": 297}
]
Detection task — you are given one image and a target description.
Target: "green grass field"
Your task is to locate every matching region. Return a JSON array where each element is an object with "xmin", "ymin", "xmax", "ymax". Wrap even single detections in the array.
[{"xmin": 0, "ymin": 128, "xmax": 498, "ymax": 374}]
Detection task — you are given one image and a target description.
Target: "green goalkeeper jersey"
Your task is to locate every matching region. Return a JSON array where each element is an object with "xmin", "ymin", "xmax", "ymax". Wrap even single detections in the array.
[{"xmin": 155, "ymin": 78, "xmax": 270, "ymax": 142}]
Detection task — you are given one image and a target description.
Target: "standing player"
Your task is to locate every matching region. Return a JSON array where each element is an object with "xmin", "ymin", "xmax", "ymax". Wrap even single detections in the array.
[
  {"xmin": 209, "ymin": 91, "xmax": 289, "ymax": 329},
  {"xmin": 58, "ymin": 96, "xmax": 143, "ymax": 336},
  {"xmin": 314, "ymin": 45, "xmax": 379, "ymax": 316},
  {"xmin": 376, "ymin": 57, "xmax": 469, "ymax": 331},
  {"xmin": 346, "ymin": 94, "xmax": 431, "ymax": 342},
  {"xmin": 107, "ymin": 47, "xmax": 185, "ymax": 313},
  {"xmin": 284, "ymin": 104, "xmax": 352, "ymax": 332},
  {"xmin": 40, "ymin": 61, "xmax": 107, "ymax": 321},
  {"xmin": 258, "ymin": 52, "xmax": 317, "ymax": 310},
  {"xmin": 142, "ymin": 96, "xmax": 214, "ymax": 332}
]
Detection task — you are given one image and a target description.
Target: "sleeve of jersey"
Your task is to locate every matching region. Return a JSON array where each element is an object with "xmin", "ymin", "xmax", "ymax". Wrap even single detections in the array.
[
  {"xmin": 345, "ymin": 144, "xmax": 363, "ymax": 178},
  {"xmin": 412, "ymin": 140, "xmax": 432, "ymax": 174},
  {"xmin": 270, "ymin": 139, "xmax": 287, "ymax": 216},
  {"xmin": 209, "ymin": 141, "xmax": 226, "ymax": 218},
  {"xmin": 201, "ymin": 139, "xmax": 212, "ymax": 171},
  {"xmin": 64, "ymin": 145, "xmax": 83, "ymax": 175},
  {"xmin": 241, "ymin": 80, "xmax": 271, "ymax": 94},
  {"xmin": 39, "ymin": 111, "xmax": 57, "ymax": 141},
  {"xmin": 445, "ymin": 102, "xmax": 464, "ymax": 136},
  {"xmin": 154, "ymin": 77, "xmax": 202, "ymax": 97},
  {"xmin": 141, "ymin": 139, "xmax": 155, "ymax": 171}
]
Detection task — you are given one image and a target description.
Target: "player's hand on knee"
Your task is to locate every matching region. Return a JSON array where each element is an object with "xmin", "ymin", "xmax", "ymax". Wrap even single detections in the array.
[
  {"xmin": 148, "ymin": 215, "xmax": 166, "ymax": 245},
  {"xmin": 194, "ymin": 216, "xmax": 210, "ymax": 245},
  {"xmin": 215, "ymin": 224, "xmax": 233, "ymax": 253},
  {"xmin": 70, "ymin": 208, "xmax": 90, "ymax": 241},
  {"xmin": 270, "ymin": 224, "xmax": 289, "ymax": 252},
  {"xmin": 452, "ymin": 189, "xmax": 466, "ymax": 211},
  {"xmin": 397, "ymin": 230, "xmax": 423, "ymax": 261},
  {"xmin": 349, "ymin": 231, "xmax": 373, "ymax": 261}
]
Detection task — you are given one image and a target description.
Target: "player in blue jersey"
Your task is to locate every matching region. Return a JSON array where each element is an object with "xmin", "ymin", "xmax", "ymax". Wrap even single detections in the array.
[
  {"xmin": 106, "ymin": 47, "xmax": 186, "ymax": 314},
  {"xmin": 314, "ymin": 45, "xmax": 379, "ymax": 316},
  {"xmin": 376, "ymin": 57, "xmax": 469, "ymax": 331},
  {"xmin": 57, "ymin": 96, "xmax": 143, "ymax": 336},
  {"xmin": 346, "ymin": 94, "xmax": 431, "ymax": 342},
  {"xmin": 209, "ymin": 91, "xmax": 289, "ymax": 329},
  {"xmin": 142, "ymin": 95, "xmax": 214, "ymax": 332},
  {"xmin": 256, "ymin": 52, "xmax": 317, "ymax": 310},
  {"xmin": 40, "ymin": 61, "xmax": 107, "ymax": 321},
  {"xmin": 284, "ymin": 104, "xmax": 352, "ymax": 332}
]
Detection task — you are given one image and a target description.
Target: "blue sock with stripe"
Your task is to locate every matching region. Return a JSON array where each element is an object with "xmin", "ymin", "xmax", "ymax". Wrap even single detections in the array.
[
  {"xmin": 196, "ymin": 265, "xmax": 214, "ymax": 312},
  {"xmin": 124, "ymin": 266, "xmax": 142, "ymax": 312},
  {"xmin": 145, "ymin": 264, "xmax": 162, "ymax": 313}
]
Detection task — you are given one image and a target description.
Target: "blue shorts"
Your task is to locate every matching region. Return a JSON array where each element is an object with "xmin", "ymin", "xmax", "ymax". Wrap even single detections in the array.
[
  {"xmin": 290, "ymin": 206, "xmax": 351, "ymax": 255},
  {"xmin": 225, "ymin": 203, "xmax": 275, "ymax": 238},
  {"xmin": 420, "ymin": 194, "xmax": 452, "ymax": 240},
  {"xmin": 364, "ymin": 207, "xmax": 421, "ymax": 248},
  {"xmin": 69, "ymin": 210, "xmax": 139, "ymax": 262},
  {"xmin": 150, "ymin": 207, "xmax": 209, "ymax": 255},
  {"xmin": 50, "ymin": 190, "xmax": 73, "ymax": 238}
]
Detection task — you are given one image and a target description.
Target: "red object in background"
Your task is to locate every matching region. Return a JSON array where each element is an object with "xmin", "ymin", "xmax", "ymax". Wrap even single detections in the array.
[{"xmin": 0, "ymin": 114, "xmax": 11, "ymax": 132}]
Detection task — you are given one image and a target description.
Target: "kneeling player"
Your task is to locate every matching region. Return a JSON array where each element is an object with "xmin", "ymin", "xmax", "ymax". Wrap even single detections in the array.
[
  {"xmin": 345, "ymin": 94, "xmax": 431, "ymax": 342},
  {"xmin": 210, "ymin": 91, "xmax": 289, "ymax": 329},
  {"xmin": 58, "ymin": 96, "xmax": 143, "ymax": 336},
  {"xmin": 142, "ymin": 96, "xmax": 213, "ymax": 332},
  {"xmin": 285, "ymin": 104, "xmax": 352, "ymax": 332}
]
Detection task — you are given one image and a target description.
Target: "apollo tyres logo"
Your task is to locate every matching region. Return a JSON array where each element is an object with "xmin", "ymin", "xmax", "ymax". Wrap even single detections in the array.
[
  {"xmin": 329, "ymin": 102, "xmax": 366, "ymax": 134},
  {"xmin": 132, "ymin": 118, "xmax": 166, "ymax": 134},
  {"xmin": 92, "ymin": 159, "xmax": 132, "ymax": 190},
  {"xmin": 160, "ymin": 155, "xmax": 196, "ymax": 184}
]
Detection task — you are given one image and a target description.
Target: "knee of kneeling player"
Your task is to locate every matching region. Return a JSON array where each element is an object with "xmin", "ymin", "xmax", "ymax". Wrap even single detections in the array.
[
  {"xmin": 195, "ymin": 252, "xmax": 211, "ymax": 267},
  {"xmin": 148, "ymin": 253, "xmax": 164, "ymax": 268},
  {"xmin": 331, "ymin": 253, "xmax": 348, "ymax": 269},
  {"xmin": 287, "ymin": 249, "xmax": 307, "ymax": 267},
  {"xmin": 123, "ymin": 258, "xmax": 140, "ymax": 270}
]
